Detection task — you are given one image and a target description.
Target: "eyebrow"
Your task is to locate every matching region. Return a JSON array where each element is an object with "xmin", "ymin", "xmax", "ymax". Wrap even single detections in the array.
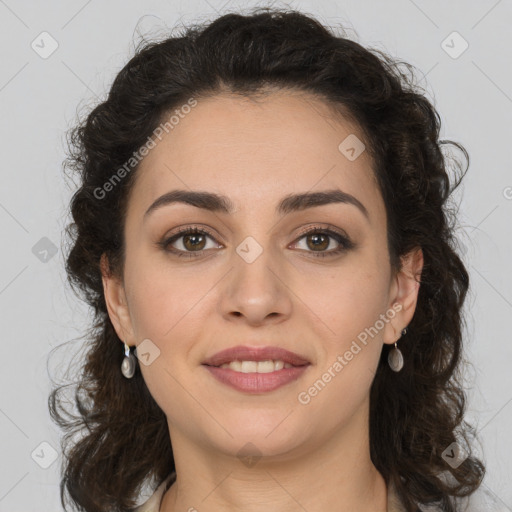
[{"xmin": 143, "ymin": 188, "xmax": 369, "ymax": 221}]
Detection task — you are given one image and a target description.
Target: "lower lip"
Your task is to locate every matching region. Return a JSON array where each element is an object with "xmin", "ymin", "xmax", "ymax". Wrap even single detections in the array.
[{"xmin": 202, "ymin": 364, "xmax": 310, "ymax": 393}]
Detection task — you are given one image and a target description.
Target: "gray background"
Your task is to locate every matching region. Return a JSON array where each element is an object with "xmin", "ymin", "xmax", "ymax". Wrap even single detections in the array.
[{"xmin": 0, "ymin": 0, "xmax": 511, "ymax": 510}]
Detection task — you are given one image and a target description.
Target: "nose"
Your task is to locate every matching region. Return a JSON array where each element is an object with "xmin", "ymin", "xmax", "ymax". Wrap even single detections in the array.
[{"xmin": 218, "ymin": 242, "xmax": 293, "ymax": 327}]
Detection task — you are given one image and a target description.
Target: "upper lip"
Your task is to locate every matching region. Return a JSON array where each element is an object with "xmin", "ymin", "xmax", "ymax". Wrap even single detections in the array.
[{"xmin": 202, "ymin": 345, "xmax": 311, "ymax": 367}]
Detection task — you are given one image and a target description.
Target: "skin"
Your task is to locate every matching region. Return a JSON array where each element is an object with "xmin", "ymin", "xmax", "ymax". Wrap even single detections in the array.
[{"xmin": 101, "ymin": 89, "xmax": 423, "ymax": 512}]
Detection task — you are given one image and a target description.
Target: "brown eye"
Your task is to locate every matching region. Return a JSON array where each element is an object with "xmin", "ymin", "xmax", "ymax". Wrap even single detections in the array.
[
  {"xmin": 181, "ymin": 232, "xmax": 207, "ymax": 251},
  {"xmin": 305, "ymin": 232, "xmax": 330, "ymax": 251},
  {"xmin": 292, "ymin": 228, "xmax": 354, "ymax": 258},
  {"xmin": 159, "ymin": 227, "xmax": 220, "ymax": 258}
]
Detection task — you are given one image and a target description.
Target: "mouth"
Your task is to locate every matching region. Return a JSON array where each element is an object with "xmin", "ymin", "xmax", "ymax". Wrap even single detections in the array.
[
  {"xmin": 208, "ymin": 360, "xmax": 305, "ymax": 372},
  {"xmin": 201, "ymin": 345, "xmax": 311, "ymax": 393}
]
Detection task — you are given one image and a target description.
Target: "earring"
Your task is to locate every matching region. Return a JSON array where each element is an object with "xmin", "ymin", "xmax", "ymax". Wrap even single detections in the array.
[
  {"xmin": 388, "ymin": 327, "xmax": 407, "ymax": 372},
  {"xmin": 121, "ymin": 341, "xmax": 137, "ymax": 379}
]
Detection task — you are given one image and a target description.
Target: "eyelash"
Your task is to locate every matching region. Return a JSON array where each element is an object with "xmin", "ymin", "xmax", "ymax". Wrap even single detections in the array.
[{"xmin": 157, "ymin": 225, "xmax": 354, "ymax": 259}]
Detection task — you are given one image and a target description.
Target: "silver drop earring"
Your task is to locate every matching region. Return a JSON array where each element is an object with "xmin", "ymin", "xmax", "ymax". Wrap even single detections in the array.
[
  {"xmin": 121, "ymin": 341, "xmax": 137, "ymax": 379},
  {"xmin": 388, "ymin": 327, "xmax": 407, "ymax": 372}
]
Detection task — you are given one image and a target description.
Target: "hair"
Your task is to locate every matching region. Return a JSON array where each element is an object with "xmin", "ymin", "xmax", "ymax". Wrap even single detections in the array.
[{"xmin": 49, "ymin": 6, "xmax": 485, "ymax": 512}]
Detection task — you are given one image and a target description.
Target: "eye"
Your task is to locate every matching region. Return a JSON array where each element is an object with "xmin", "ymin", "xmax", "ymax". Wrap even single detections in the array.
[
  {"xmin": 158, "ymin": 226, "xmax": 221, "ymax": 258},
  {"xmin": 291, "ymin": 226, "xmax": 354, "ymax": 258}
]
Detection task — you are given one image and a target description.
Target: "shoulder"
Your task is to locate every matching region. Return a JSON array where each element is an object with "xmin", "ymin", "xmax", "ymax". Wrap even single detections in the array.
[{"xmin": 134, "ymin": 472, "xmax": 176, "ymax": 512}]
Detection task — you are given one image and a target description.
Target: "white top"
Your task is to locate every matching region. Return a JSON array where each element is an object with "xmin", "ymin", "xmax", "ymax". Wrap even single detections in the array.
[
  {"xmin": 133, "ymin": 472, "xmax": 502, "ymax": 512},
  {"xmin": 134, "ymin": 472, "xmax": 176, "ymax": 512}
]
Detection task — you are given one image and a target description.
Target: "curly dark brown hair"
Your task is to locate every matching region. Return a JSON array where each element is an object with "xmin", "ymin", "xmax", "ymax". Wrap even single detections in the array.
[{"xmin": 48, "ymin": 6, "xmax": 485, "ymax": 512}]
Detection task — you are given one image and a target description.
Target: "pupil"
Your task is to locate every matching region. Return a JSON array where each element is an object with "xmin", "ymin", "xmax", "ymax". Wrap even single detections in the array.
[
  {"xmin": 309, "ymin": 234, "xmax": 328, "ymax": 251},
  {"xmin": 185, "ymin": 234, "xmax": 205, "ymax": 250}
]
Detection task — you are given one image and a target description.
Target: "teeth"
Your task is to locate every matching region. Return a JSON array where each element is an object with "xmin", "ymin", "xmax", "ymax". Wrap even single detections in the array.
[{"xmin": 219, "ymin": 360, "xmax": 293, "ymax": 372}]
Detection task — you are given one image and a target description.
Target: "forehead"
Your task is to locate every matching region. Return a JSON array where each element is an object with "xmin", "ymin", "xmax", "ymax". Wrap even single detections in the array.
[{"xmin": 128, "ymin": 90, "xmax": 383, "ymax": 220}]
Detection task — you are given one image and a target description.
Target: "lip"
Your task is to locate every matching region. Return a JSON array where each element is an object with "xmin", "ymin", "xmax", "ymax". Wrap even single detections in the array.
[
  {"xmin": 201, "ymin": 345, "xmax": 311, "ymax": 367},
  {"xmin": 203, "ymin": 365, "xmax": 310, "ymax": 393}
]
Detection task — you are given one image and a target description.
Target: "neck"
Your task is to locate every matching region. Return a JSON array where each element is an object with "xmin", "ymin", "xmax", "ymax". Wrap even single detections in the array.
[{"xmin": 160, "ymin": 411, "xmax": 387, "ymax": 512}]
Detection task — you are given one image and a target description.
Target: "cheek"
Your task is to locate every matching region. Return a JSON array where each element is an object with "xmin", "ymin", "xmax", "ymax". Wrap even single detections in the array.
[
  {"xmin": 124, "ymin": 259, "xmax": 221, "ymax": 387},
  {"xmin": 123, "ymin": 259, "xmax": 173, "ymax": 343},
  {"xmin": 302, "ymin": 264, "xmax": 391, "ymax": 403},
  {"xmin": 297, "ymin": 270, "xmax": 388, "ymax": 420},
  {"xmin": 305, "ymin": 262, "xmax": 390, "ymax": 337}
]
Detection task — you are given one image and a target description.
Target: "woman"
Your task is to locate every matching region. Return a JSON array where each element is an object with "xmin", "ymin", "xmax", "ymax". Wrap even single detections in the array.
[{"xmin": 49, "ymin": 7, "xmax": 490, "ymax": 512}]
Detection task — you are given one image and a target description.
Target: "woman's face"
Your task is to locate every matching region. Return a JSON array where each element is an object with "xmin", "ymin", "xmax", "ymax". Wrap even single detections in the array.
[{"xmin": 102, "ymin": 89, "xmax": 421, "ymax": 461}]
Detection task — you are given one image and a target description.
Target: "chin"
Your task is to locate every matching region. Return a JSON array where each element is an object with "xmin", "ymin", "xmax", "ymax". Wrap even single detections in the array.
[{"xmin": 216, "ymin": 422, "xmax": 306, "ymax": 457}]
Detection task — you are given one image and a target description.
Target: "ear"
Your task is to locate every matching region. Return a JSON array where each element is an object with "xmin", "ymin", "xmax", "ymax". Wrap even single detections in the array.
[
  {"xmin": 100, "ymin": 253, "xmax": 135, "ymax": 345},
  {"xmin": 382, "ymin": 247, "xmax": 424, "ymax": 345}
]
